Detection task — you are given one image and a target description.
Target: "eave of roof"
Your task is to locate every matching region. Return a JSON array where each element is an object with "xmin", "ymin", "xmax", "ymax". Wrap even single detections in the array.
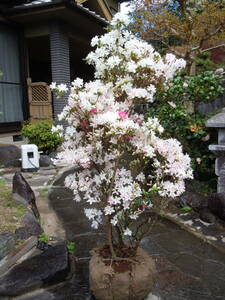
[{"xmin": 3, "ymin": 0, "xmax": 109, "ymax": 26}]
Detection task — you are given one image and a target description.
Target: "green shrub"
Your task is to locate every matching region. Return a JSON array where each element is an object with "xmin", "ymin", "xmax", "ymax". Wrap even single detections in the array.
[
  {"xmin": 146, "ymin": 71, "xmax": 223, "ymax": 192},
  {"xmin": 21, "ymin": 120, "xmax": 63, "ymax": 154},
  {"xmin": 196, "ymin": 52, "xmax": 217, "ymax": 72},
  {"xmin": 146, "ymin": 101, "xmax": 216, "ymax": 185},
  {"xmin": 161, "ymin": 71, "xmax": 224, "ymax": 106}
]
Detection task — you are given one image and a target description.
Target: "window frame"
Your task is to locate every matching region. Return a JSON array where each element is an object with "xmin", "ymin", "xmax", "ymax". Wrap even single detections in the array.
[{"xmin": 0, "ymin": 21, "xmax": 29, "ymax": 132}]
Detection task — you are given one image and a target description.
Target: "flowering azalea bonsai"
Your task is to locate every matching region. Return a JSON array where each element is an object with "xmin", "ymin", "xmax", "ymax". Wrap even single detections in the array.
[{"xmin": 51, "ymin": 13, "xmax": 193, "ymax": 260}]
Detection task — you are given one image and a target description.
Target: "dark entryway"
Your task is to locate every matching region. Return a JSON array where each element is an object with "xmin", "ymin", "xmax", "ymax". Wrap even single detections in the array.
[{"xmin": 27, "ymin": 36, "xmax": 51, "ymax": 85}]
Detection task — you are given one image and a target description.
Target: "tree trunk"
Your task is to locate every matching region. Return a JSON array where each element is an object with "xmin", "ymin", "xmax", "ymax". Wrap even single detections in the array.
[
  {"xmin": 189, "ymin": 60, "xmax": 196, "ymax": 76},
  {"xmin": 108, "ymin": 221, "xmax": 116, "ymax": 258}
]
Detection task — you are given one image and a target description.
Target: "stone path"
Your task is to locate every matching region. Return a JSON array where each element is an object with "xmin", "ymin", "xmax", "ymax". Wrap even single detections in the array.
[
  {"xmin": 16, "ymin": 217, "xmax": 225, "ymax": 300},
  {"xmin": 1, "ymin": 167, "xmax": 225, "ymax": 299},
  {"xmin": 33, "ymin": 169, "xmax": 224, "ymax": 300},
  {"xmin": 1, "ymin": 167, "xmax": 57, "ymax": 190},
  {"xmin": 142, "ymin": 219, "xmax": 225, "ymax": 300}
]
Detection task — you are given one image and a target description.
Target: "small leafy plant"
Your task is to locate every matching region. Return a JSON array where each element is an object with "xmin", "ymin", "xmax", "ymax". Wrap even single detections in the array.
[
  {"xmin": 66, "ymin": 241, "xmax": 76, "ymax": 254},
  {"xmin": 180, "ymin": 206, "xmax": 192, "ymax": 212},
  {"xmin": 38, "ymin": 233, "xmax": 49, "ymax": 244},
  {"xmin": 21, "ymin": 119, "xmax": 63, "ymax": 154}
]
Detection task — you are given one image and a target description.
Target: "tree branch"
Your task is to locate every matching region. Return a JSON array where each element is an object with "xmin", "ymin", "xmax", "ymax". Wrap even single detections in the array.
[
  {"xmin": 201, "ymin": 43, "xmax": 225, "ymax": 53},
  {"xmin": 115, "ymin": 224, "xmax": 125, "ymax": 248},
  {"xmin": 168, "ymin": 25, "xmax": 181, "ymax": 37},
  {"xmin": 207, "ymin": 25, "xmax": 222, "ymax": 39},
  {"xmin": 191, "ymin": 45, "xmax": 201, "ymax": 52},
  {"xmin": 170, "ymin": 48, "xmax": 186, "ymax": 58},
  {"xmin": 108, "ymin": 220, "xmax": 116, "ymax": 258},
  {"xmin": 199, "ymin": 26, "xmax": 223, "ymax": 49}
]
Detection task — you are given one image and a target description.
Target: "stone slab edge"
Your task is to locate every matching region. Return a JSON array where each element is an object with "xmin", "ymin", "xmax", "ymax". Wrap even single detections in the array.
[
  {"xmin": 0, "ymin": 236, "xmax": 37, "ymax": 276},
  {"xmin": 13, "ymin": 281, "xmax": 67, "ymax": 300},
  {"xmin": 162, "ymin": 212, "xmax": 225, "ymax": 254}
]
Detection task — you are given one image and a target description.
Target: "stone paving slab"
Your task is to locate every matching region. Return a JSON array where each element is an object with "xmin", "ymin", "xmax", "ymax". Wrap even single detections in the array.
[{"xmin": 1, "ymin": 167, "xmax": 58, "ymax": 190}]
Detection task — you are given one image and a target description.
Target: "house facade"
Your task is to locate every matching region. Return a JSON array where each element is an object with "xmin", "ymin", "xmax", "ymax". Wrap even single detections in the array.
[{"xmin": 0, "ymin": 0, "xmax": 124, "ymax": 135}]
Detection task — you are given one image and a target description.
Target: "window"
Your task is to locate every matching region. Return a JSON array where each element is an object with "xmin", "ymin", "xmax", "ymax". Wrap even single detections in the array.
[{"xmin": 0, "ymin": 25, "xmax": 24, "ymax": 123}]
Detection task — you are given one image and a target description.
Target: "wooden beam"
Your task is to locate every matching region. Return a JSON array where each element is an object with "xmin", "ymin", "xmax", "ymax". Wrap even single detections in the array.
[
  {"xmin": 96, "ymin": 0, "xmax": 112, "ymax": 21},
  {"xmin": 76, "ymin": 0, "xmax": 88, "ymax": 3}
]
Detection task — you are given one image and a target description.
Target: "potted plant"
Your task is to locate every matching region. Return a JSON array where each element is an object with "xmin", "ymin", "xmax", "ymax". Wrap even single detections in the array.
[{"xmin": 51, "ymin": 12, "xmax": 193, "ymax": 300}]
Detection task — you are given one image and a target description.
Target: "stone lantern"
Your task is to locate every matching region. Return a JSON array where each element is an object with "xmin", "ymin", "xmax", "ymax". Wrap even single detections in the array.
[{"xmin": 205, "ymin": 108, "xmax": 225, "ymax": 193}]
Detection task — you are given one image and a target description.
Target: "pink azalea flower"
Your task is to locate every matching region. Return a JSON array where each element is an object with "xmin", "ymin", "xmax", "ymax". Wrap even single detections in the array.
[
  {"xmin": 125, "ymin": 136, "xmax": 133, "ymax": 141},
  {"xmin": 90, "ymin": 108, "xmax": 97, "ymax": 114},
  {"xmin": 141, "ymin": 203, "xmax": 148, "ymax": 211},
  {"xmin": 80, "ymin": 120, "xmax": 89, "ymax": 127},
  {"xmin": 80, "ymin": 162, "xmax": 91, "ymax": 169},
  {"xmin": 118, "ymin": 111, "xmax": 128, "ymax": 119}
]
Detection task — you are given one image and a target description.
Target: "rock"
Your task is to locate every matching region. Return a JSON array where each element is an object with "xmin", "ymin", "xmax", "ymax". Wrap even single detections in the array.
[
  {"xmin": 0, "ymin": 145, "xmax": 21, "ymax": 167},
  {"xmin": 15, "ymin": 212, "xmax": 43, "ymax": 240},
  {"xmin": 15, "ymin": 227, "xmax": 33, "ymax": 240},
  {"xmin": 12, "ymin": 172, "xmax": 40, "ymax": 218},
  {"xmin": 0, "ymin": 233, "xmax": 15, "ymax": 260},
  {"xmin": 214, "ymin": 68, "xmax": 224, "ymax": 75},
  {"xmin": 48, "ymin": 152, "xmax": 58, "ymax": 160},
  {"xmin": 207, "ymin": 193, "xmax": 225, "ymax": 221},
  {"xmin": 36, "ymin": 241, "xmax": 52, "ymax": 251},
  {"xmin": 0, "ymin": 244, "xmax": 69, "ymax": 297},
  {"xmin": 180, "ymin": 192, "xmax": 225, "ymax": 222},
  {"xmin": 199, "ymin": 208, "xmax": 216, "ymax": 224},
  {"xmin": 39, "ymin": 155, "xmax": 52, "ymax": 167},
  {"xmin": 180, "ymin": 192, "xmax": 208, "ymax": 211},
  {"xmin": 52, "ymin": 167, "xmax": 79, "ymax": 186}
]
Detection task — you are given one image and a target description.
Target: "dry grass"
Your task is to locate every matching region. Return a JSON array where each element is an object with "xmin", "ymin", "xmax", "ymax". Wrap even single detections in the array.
[{"xmin": 0, "ymin": 178, "xmax": 27, "ymax": 233}]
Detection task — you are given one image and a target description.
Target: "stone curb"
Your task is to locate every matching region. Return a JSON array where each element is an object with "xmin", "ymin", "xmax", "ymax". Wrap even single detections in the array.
[{"xmin": 162, "ymin": 212, "xmax": 225, "ymax": 254}]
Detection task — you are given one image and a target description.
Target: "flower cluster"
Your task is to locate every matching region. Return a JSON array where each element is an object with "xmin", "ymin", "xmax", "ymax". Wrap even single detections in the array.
[
  {"xmin": 86, "ymin": 24, "xmax": 185, "ymax": 102},
  {"xmin": 51, "ymin": 13, "xmax": 193, "ymax": 251}
]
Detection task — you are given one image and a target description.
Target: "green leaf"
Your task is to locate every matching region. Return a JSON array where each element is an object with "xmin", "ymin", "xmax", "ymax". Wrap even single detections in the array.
[{"xmin": 180, "ymin": 206, "xmax": 192, "ymax": 212}]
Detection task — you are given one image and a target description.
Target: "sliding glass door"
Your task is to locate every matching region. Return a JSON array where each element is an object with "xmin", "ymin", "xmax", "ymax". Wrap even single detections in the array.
[{"xmin": 0, "ymin": 24, "xmax": 24, "ymax": 123}]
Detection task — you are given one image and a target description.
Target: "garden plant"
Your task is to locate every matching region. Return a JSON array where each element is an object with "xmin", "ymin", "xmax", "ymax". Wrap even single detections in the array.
[
  {"xmin": 21, "ymin": 119, "xmax": 63, "ymax": 154},
  {"xmin": 51, "ymin": 12, "xmax": 193, "ymax": 300}
]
